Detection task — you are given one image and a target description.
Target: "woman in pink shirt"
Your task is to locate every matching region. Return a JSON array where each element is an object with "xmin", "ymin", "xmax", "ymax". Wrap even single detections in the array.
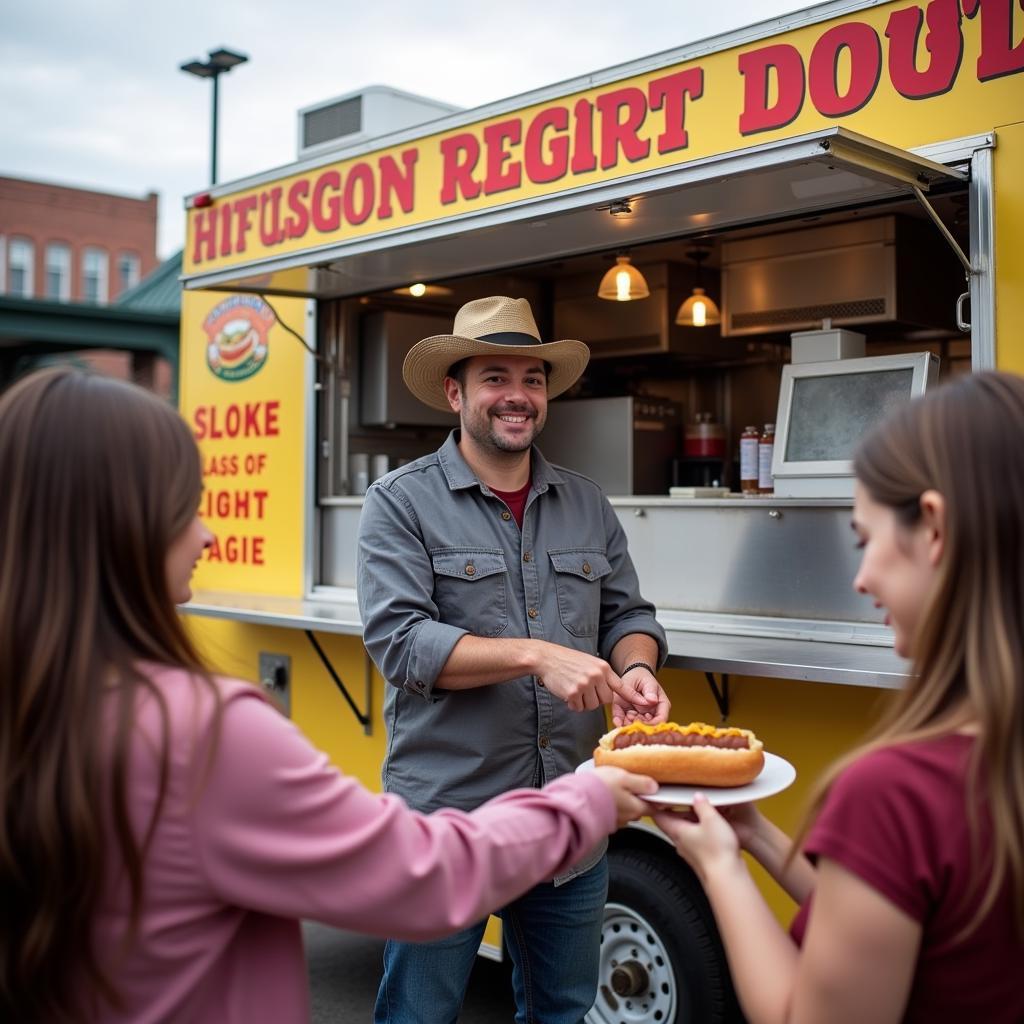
[
  {"xmin": 0, "ymin": 367, "xmax": 657, "ymax": 1024},
  {"xmin": 655, "ymin": 371, "xmax": 1024, "ymax": 1023}
]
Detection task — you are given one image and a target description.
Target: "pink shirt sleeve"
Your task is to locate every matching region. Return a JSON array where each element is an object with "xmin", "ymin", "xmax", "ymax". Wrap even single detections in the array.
[{"xmin": 190, "ymin": 688, "xmax": 615, "ymax": 939}]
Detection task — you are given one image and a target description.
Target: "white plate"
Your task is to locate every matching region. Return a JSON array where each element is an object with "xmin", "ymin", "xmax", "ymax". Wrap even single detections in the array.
[{"xmin": 576, "ymin": 750, "xmax": 796, "ymax": 808}]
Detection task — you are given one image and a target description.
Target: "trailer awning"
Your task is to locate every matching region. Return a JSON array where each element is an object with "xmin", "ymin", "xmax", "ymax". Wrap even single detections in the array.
[{"xmin": 184, "ymin": 126, "xmax": 967, "ymax": 301}]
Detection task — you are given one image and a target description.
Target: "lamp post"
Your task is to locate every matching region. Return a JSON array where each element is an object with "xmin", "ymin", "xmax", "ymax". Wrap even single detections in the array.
[{"xmin": 179, "ymin": 47, "xmax": 249, "ymax": 185}]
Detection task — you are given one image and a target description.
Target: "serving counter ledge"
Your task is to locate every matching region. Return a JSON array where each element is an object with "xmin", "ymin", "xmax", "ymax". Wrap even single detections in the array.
[{"xmin": 183, "ymin": 588, "xmax": 909, "ymax": 690}]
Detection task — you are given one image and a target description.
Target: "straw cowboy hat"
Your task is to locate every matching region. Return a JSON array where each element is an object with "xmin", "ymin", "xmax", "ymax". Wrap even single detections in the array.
[{"xmin": 402, "ymin": 296, "xmax": 590, "ymax": 412}]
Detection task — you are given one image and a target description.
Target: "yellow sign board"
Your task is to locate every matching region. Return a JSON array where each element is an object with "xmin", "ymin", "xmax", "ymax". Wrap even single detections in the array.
[
  {"xmin": 184, "ymin": 0, "xmax": 1024, "ymax": 277},
  {"xmin": 179, "ymin": 290, "xmax": 309, "ymax": 596}
]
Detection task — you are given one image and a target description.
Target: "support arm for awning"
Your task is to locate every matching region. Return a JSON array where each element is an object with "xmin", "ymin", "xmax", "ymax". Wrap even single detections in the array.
[{"xmin": 912, "ymin": 185, "xmax": 973, "ymax": 278}]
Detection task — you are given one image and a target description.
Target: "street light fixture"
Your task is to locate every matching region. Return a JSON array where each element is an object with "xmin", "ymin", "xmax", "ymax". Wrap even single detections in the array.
[{"xmin": 179, "ymin": 47, "xmax": 249, "ymax": 185}]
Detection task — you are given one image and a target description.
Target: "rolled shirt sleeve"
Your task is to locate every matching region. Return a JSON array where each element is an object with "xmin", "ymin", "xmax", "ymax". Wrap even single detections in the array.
[{"xmin": 357, "ymin": 481, "xmax": 467, "ymax": 700}]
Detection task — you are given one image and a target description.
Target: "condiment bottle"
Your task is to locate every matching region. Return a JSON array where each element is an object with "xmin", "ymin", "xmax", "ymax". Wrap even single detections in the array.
[
  {"xmin": 683, "ymin": 412, "xmax": 726, "ymax": 458},
  {"xmin": 758, "ymin": 423, "xmax": 775, "ymax": 495},
  {"xmin": 740, "ymin": 425, "xmax": 760, "ymax": 494}
]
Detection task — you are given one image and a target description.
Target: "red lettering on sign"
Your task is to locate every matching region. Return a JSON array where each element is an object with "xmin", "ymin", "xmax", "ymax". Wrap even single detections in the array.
[
  {"xmin": 738, "ymin": 43, "xmax": 806, "ymax": 134},
  {"xmin": 192, "ymin": 401, "xmax": 281, "ymax": 440},
  {"xmin": 201, "ymin": 489, "xmax": 270, "ymax": 519},
  {"xmin": 233, "ymin": 195, "xmax": 258, "ymax": 253},
  {"xmin": 218, "ymin": 204, "xmax": 232, "ymax": 258},
  {"xmin": 259, "ymin": 187, "xmax": 286, "ymax": 246},
  {"xmin": 570, "ymin": 98, "xmax": 598, "ymax": 174},
  {"xmin": 205, "ymin": 534, "xmax": 266, "ymax": 566},
  {"xmin": 648, "ymin": 67, "xmax": 704, "ymax": 154},
  {"xmin": 808, "ymin": 21, "xmax": 882, "ymax": 116},
  {"xmin": 524, "ymin": 106, "xmax": 570, "ymax": 183},
  {"xmin": 596, "ymin": 87, "xmax": 651, "ymax": 169},
  {"xmin": 440, "ymin": 133, "xmax": 482, "ymax": 204},
  {"xmin": 483, "ymin": 119, "xmax": 523, "ymax": 193},
  {"xmin": 963, "ymin": 0, "xmax": 1024, "ymax": 81},
  {"xmin": 885, "ymin": 0, "xmax": 964, "ymax": 99},
  {"xmin": 377, "ymin": 149, "xmax": 418, "ymax": 219},
  {"xmin": 192, "ymin": 208, "xmax": 217, "ymax": 264},
  {"xmin": 344, "ymin": 162, "xmax": 375, "ymax": 225},
  {"xmin": 203, "ymin": 454, "xmax": 239, "ymax": 476},
  {"xmin": 284, "ymin": 179, "xmax": 311, "ymax": 239},
  {"xmin": 312, "ymin": 170, "xmax": 342, "ymax": 232}
]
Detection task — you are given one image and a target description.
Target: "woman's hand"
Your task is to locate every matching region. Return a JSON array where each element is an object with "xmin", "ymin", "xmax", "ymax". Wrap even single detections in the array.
[
  {"xmin": 718, "ymin": 801, "xmax": 769, "ymax": 851},
  {"xmin": 652, "ymin": 793, "xmax": 743, "ymax": 880},
  {"xmin": 591, "ymin": 765, "xmax": 659, "ymax": 827}
]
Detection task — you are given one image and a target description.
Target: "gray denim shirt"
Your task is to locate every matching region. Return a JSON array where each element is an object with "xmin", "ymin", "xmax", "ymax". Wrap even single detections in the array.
[{"xmin": 357, "ymin": 431, "xmax": 667, "ymax": 876}]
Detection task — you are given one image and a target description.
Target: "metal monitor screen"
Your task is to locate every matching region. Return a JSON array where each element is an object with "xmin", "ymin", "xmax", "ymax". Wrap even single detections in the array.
[
  {"xmin": 785, "ymin": 368, "xmax": 913, "ymax": 462},
  {"xmin": 772, "ymin": 352, "xmax": 939, "ymax": 497}
]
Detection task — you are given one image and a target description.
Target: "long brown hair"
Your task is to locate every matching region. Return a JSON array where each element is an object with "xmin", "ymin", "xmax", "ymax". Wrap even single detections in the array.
[
  {"xmin": 0, "ymin": 368, "xmax": 215, "ymax": 1021},
  {"xmin": 796, "ymin": 370, "xmax": 1024, "ymax": 939}
]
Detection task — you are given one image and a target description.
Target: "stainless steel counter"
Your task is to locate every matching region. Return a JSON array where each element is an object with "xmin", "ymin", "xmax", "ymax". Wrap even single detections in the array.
[
  {"xmin": 183, "ymin": 585, "xmax": 909, "ymax": 690},
  {"xmin": 188, "ymin": 494, "xmax": 905, "ymax": 688}
]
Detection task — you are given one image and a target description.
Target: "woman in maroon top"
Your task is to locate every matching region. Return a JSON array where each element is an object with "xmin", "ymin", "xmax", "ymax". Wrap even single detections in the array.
[{"xmin": 655, "ymin": 371, "xmax": 1024, "ymax": 1023}]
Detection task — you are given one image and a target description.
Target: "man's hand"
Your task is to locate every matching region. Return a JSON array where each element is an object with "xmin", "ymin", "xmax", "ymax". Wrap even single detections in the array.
[
  {"xmin": 532, "ymin": 643, "xmax": 623, "ymax": 711},
  {"xmin": 611, "ymin": 666, "xmax": 670, "ymax": 727}
]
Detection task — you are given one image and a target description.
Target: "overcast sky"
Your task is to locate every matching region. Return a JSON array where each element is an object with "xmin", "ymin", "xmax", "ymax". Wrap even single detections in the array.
[{"xmin": 2, "ymin": 0, "xmax": 821, "ymax": 259}]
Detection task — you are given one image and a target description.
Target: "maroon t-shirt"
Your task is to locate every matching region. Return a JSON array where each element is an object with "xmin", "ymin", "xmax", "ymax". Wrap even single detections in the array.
[
  {"xmin": 790, "ymin": 734, "xmax": 1024, "ymax": 1023},
  {"xmin": 490, "ymin": 479, "xmax": 531, "ymax": 529}
]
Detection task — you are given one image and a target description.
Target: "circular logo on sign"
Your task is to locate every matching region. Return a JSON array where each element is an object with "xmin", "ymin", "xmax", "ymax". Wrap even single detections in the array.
[{"xmin": 203, "ymin": 296, "xmax": 274, "ymax": 381}]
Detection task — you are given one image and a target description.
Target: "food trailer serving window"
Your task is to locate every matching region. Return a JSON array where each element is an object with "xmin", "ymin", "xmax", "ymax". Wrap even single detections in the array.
[{"xmin": 772, "ymin": 352, "xmax": 939, "ymax": 498}]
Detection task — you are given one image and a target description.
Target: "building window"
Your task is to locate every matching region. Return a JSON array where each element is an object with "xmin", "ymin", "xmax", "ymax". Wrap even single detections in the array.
[
  {"xmin": 82, "ymin": 247, "xmax": 108, "ymax": 304},
  {"xmin": 117, "ymin": 251, "xmax": 141, "ymax": 294},
  {"xmin": 8, "ymin": 238, "xmax": 35, "ymax": 298},
  {"xmin": 45, "ymin": 242, "xmax": 72, "ymax": 302}
]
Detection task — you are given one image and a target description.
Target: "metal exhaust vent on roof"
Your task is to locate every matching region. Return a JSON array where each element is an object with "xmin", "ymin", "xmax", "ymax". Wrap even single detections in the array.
[
  {"xmin": 303, "ymin": 96, "xmax": 363, "ymax": 151},
  {"xmin": 297, "ymin": 85, "xmax": 461, "ymax": 159}
]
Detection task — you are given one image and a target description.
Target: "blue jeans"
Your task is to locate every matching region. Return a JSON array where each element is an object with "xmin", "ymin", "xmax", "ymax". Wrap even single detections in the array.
[{"xmin": 373, "ymin": 856, "xmax": 608, "ymax": 1024}]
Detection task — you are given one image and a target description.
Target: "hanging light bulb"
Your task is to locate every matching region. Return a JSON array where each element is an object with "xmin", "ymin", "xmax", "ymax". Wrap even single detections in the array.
[
  {"xmin": 598, "ymin": 255, "xmax": 650, "ymax": 302},
  {"xmin": 391, "ymin": 282, "xmax": 454, "ymax": 298},
  {"xmin": 675, "ymin": 247, "xmax": 721, "ymax": 327}
]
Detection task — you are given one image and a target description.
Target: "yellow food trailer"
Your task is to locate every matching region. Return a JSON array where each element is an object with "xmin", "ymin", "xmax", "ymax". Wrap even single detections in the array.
[{"xmin": 177, "ymin": 1, "xmax": 1024, "ymax": 1020}]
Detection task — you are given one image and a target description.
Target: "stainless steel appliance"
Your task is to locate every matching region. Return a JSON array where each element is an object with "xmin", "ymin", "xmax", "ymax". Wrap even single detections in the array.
[{"xmin": 537, "ymin": 396, "xmax": 679, "ymax": 496}]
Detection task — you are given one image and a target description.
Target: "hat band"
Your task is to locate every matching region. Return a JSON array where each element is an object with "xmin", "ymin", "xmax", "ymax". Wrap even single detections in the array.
[{"xmin": 477, "ymin": 331, "xmax": 541, "ymax": 346}]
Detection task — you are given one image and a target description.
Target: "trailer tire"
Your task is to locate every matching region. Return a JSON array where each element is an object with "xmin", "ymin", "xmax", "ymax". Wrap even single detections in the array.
[{"xmin": 586, "ymin": 848, "xmax": 743, "ymax": 1024}]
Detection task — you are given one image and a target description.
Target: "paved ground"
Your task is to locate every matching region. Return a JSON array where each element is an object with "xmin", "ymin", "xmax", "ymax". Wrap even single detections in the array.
[{"xmin": 305, "ymin": 922, "xmax": 517, "ymax": 1023}]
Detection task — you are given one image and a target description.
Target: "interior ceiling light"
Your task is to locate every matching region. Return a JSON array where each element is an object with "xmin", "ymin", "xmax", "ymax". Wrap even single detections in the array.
[
  {"xmin": 675, "ymin": 247, "xmax": 721, "ymax": 327},
  {"xmin": 392, "ymin": 283, "xmax": 454, "ymax": 298},
  {"xmin": 598, "ymin": 254, "xmax": 650, "ymax": 302}
]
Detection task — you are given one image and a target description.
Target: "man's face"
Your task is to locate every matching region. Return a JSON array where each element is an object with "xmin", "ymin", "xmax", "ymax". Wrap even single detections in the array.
[{"xmin": 444, "ymin": 354, "xmax": 548, "ymax": 456}]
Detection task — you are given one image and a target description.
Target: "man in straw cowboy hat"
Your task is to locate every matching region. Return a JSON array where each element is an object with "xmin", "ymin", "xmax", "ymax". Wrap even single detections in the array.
[{"xmin": 357, "ymin": 295, "xmax": 669, "ymax": 1023}]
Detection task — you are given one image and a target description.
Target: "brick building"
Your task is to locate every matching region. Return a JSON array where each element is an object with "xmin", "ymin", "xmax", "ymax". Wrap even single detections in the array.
[
  {"xmin": 0, "ymin": 175, "xmax": 177, "ymax": 398},
  {"xmin": 0, "ymin": 175, "xmax": 159, "ymax": 304}
]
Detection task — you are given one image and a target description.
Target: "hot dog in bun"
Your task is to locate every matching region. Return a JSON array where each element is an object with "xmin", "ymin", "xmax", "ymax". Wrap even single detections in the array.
[{"xmin": 594, "ymin": 721, "xmax": 764, "ymax": 786}]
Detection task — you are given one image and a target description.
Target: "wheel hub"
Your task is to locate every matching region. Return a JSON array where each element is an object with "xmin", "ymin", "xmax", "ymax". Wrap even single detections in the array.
[
  {"xmin": 611, "ymin": 960, "xmax": 649, "ymax": 997},
  {"xmin": 586, "ymin": 902, "xmax": 677, "ymax": 1024}
]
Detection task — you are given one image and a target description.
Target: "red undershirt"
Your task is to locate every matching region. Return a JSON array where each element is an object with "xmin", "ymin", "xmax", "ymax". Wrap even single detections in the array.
[{"xmin": 490, "ymin": 479, "xmax": 531, "ymax": 529}]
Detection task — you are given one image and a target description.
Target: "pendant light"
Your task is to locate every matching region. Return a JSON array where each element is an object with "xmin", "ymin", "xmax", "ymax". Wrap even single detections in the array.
[
  {"xmin": 675, "ymin": 247, "xmax": 721, "ymax": 327},
  {"xmin": 598, "ymin": 254, "xmax": 650, "ymax": 302}
]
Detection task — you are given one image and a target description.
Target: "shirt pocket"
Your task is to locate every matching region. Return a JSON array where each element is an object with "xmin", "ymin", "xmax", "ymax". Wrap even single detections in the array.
[
  {"xmin": 548, "ymin": 549, "xmax": 613, "ymax": 638},
  {"xmin": 430, "ymin": 548, "xmax": 509, "ymax": 638}
]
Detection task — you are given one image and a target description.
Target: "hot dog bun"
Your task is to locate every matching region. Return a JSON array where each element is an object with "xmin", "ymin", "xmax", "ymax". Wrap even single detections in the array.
[{"xmin": 593, "ymin": 721, "xmax": 764, "ymax": 786}]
